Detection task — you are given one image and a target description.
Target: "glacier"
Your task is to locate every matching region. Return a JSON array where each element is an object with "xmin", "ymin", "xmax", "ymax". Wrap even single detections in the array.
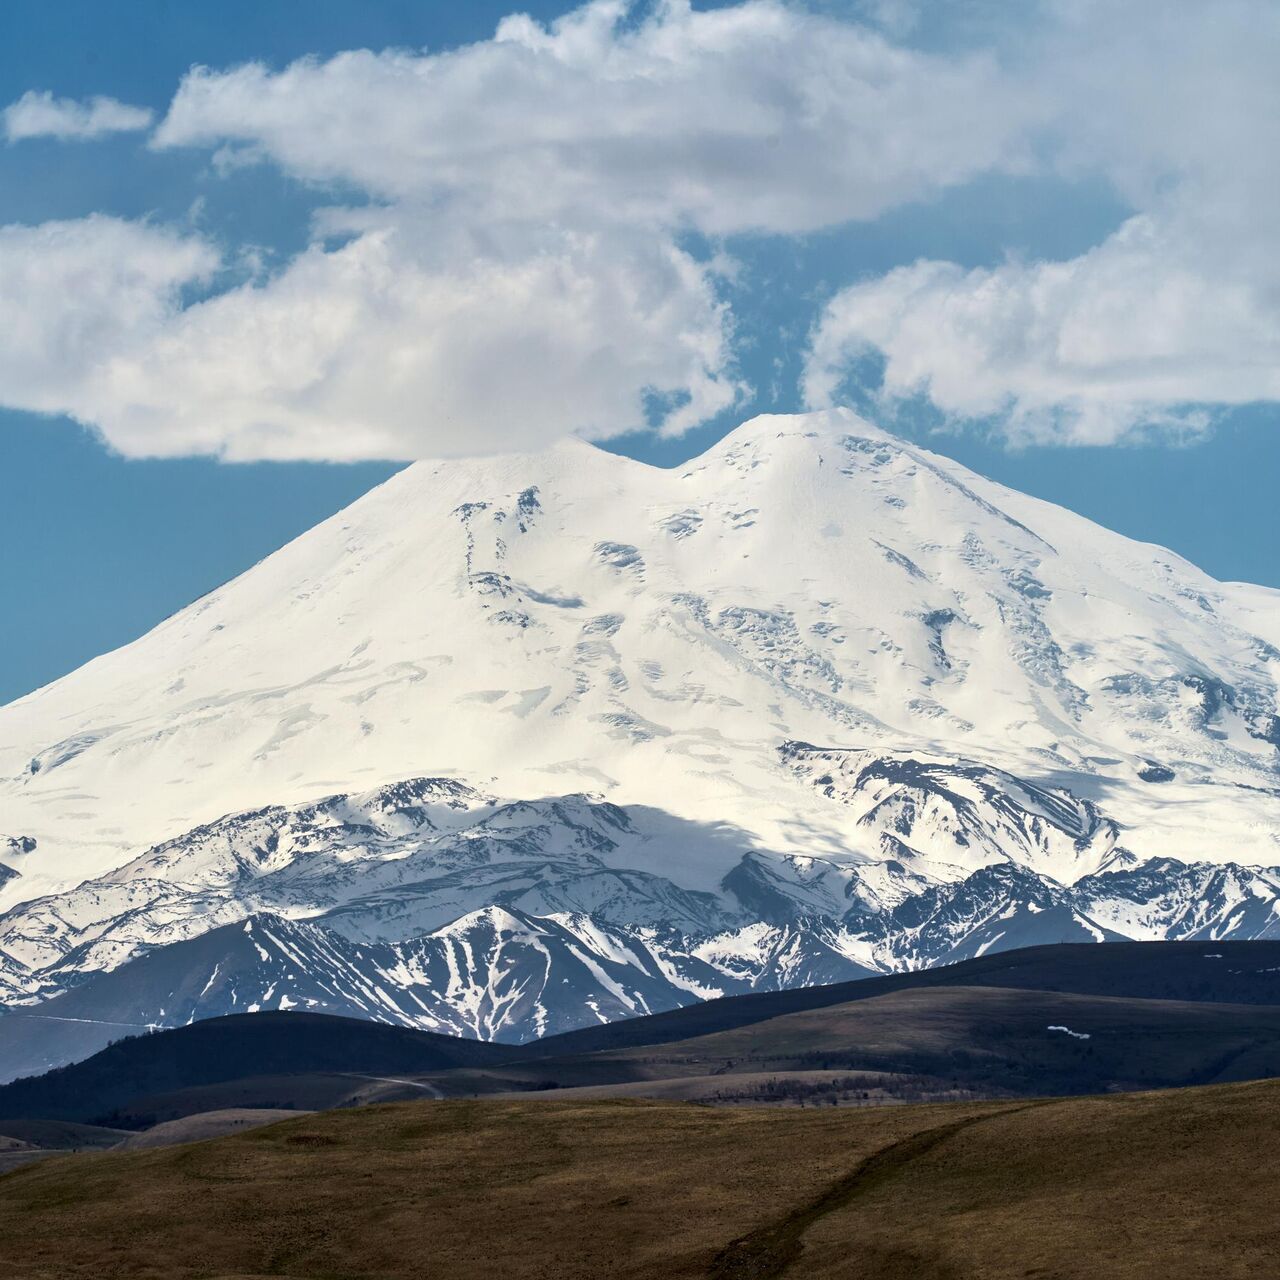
[{"xmin": 1, "ymin": 408, "xmax": 1278, "ymax": 1076}]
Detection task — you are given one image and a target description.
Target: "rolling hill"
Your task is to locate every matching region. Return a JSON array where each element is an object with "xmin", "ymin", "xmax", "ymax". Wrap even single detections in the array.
[
  {"xmin": 0, "ymin": 1011, "xmax": 517, "ymax": 1126},
  {"xmin": 4, "ymin": 941, "xmax": 1279, "ymax": 1125},
  {"xmin": 0, "ymin": 1080, "xmax": 1277, "ymax": 1279}
]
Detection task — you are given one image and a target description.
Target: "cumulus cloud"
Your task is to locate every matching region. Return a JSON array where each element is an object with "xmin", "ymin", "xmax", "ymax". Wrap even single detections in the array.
[
  {"xmin": 803, "ymin": 209, "xmax": 1280, "ymax": 445},
  {"xmin": 4, "ymin": 0, "xmax": 1279, "ymax": 457},
  {"xmin": 0, "ymin": 217, "xmax": 217, "ymax": 415},
  {"xmin": 83, "ymin": 226, "xmax": 737, "ymax": 460},
  {"xmin": 0, "ymin": 213, "xmax": 736, "ymax": 459},
  {"xmin": 153, "ymin": 0, "xmax": 1026, "ymax": 235},
  {"xmin": 0, "ymin": 0, "xmax": 1031, "ymax": 461},
  {"xmin": 804, "ymin": 1, "xmax": 1280, "ymax": 444},
  {"xmin": 3, "ymin": 91, "xmax": 153, "ymax": 141}
]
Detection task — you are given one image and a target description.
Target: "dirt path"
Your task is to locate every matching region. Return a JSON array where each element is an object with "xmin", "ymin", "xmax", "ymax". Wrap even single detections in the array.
[
  {"xmin": 707, "ymin": 1101, "xmax": 1055, "ymax": 1280},
  {"xmin": 339, "ymin": 1074, "xmax": 445, "ymax": 1099}
]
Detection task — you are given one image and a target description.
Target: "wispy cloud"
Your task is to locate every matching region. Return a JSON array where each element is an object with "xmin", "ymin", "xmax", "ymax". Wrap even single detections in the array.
[
  {"xmin": 3, "ymin": 90, "xmax": 153, "ymax": 141},
  {"xmin": 0, "ymin": 215, "xmax": 217, "ymax": 418}
]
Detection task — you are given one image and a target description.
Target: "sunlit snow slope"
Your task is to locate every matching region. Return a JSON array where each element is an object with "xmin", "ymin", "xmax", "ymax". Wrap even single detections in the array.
[{"xmin": 1, "ymin": 409, "xmax": 1278, "ymax": 1068}]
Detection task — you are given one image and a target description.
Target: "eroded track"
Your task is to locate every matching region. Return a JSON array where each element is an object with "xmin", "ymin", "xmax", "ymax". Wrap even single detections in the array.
[{"xmin": 708, "ymin": 1102, "xmax": 1054, "ymax": 1280}]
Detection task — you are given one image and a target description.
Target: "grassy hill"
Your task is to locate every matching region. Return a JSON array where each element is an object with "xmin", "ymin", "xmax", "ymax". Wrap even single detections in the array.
[
  {"xmin": 0, "ymin": 1011, "xmax": 517, "ymax": 1126},
  {"xmin": 0, "ymin": 1079, "xmax": 1276, "ymax": 1279},
  {"xmin": 418, "ymin": 984, "xmax": 1280, "ymax": 1105},
  {"xmin": 599, "ymin": 984, "xmax": 1280, "ymax": 1093},
  {"xmin": 517, "ymin": 938, "xmax": 1280, "ymax": 1057},
  {"xmin": 3, "ymin": 941, "xmax": 1279, "ymax": 1125}
]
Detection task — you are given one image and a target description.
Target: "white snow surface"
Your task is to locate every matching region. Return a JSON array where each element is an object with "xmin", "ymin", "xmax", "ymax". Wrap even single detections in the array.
[
  {"xmin": 3, "ymin": 411, "xmax": 1280, "ymax": 1064},
  {"xmin": 3, "ymin": 408, "xmax": 1279, "ymax": 912}
]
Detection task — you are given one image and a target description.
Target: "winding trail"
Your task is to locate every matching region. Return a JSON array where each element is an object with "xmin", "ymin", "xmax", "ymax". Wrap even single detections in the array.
[{"xmin": 708, "ymin": 1101, "xmax": 1055, "ymax": 1280}]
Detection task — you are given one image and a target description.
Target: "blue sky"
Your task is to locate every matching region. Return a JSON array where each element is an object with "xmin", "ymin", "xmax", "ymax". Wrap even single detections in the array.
[{"xmin": 2, "ymin": 0, "xmax": 1278, "ymax": 704}]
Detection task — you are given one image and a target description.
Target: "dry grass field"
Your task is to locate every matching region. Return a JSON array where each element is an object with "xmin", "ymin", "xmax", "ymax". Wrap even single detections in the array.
[{"xmin": 1, "ymin": 1078, "xmax": 1277, "ymax": 1279}]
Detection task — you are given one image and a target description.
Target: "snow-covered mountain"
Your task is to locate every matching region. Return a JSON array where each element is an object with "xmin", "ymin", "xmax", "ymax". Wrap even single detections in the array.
[{"xmin": 2, "ymin": 409, "xmax": 1278, "ymax": 1074}]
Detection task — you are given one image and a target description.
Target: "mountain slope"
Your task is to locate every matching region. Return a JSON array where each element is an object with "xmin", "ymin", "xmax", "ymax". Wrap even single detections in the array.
[
  {"xmin": 4, "ymin": 409, "xmax": 1277, "ymax": 894},
  {"xmin": 0, "ymin": 908, "xmax": 837, "ymax": 1081},
  {"xmin": 1, "ymin": 409, "xmax": 1278, "ymax": 1053}
]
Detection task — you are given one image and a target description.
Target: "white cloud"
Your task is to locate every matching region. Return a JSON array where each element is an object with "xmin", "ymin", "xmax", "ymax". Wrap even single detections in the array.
[
  {"xmin": 0, "ymin": 213, "xmax": 736, "ymax": 460},
  {"xmin": 76, "ymin": 225, "xmax": 740, "ymax": 461},
  {"xmin": 804, "ymin": 1, "xmax": 1280, "ymax": 444},
  {"xmin": 2, "ymin": 0, "xmax": 1028, "ymax": 461},
  {"xmin": 4, "ymin": 0, "xmax": 1279, "ymax": 458},
  {"xmin": 0, "ymin": 217, "xmax": 217, "ymax": 416},
  {"xmin": 3, "ymin": 91, "xmax": 153, "ymax": 141},
  {"xmin": 153, "ymin": 0, "xmax": 1027, "ymax": 236},
  {"xmin": 803, "ymin": 208, "xmax": 1280, "ymax": 445}
]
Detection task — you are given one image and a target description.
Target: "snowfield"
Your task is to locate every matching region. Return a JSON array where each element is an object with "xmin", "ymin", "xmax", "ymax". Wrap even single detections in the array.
[{"xmin": 1, "ymin": 409, "xmax": 1277, "ymax": 1070}]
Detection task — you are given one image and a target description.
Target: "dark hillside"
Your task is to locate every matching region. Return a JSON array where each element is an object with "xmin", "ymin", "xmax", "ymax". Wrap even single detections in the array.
[
  {"xmin": 0, "ymin": 1011, "xmax": 517, "ymax": 1126},
  {"xmin": 523, "ymin": 938, "xmax": 1280, "ymax": 1057}
]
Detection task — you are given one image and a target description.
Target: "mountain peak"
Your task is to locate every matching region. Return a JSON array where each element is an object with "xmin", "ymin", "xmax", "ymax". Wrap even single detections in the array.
[
  {"xmin": 707, "ymin": 406, "xmax": 893, "ymax": 448},
  {"xmin": 2, "ymin": 404, "xmax": 1277, "ymax": 913},
  {"xmin": 3, "ymin": 402, "xmax": 1280, "ymax": 1058},
  {"xmin": 692, "ymin": 407, "xmax": 899, "ymax": 468}
]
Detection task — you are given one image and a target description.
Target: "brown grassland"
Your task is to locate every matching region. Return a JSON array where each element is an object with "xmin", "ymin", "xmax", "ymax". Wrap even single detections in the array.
[{"xmin": 0, "ymin": 1078, "xmax": 1277, "ymax": 1279}]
